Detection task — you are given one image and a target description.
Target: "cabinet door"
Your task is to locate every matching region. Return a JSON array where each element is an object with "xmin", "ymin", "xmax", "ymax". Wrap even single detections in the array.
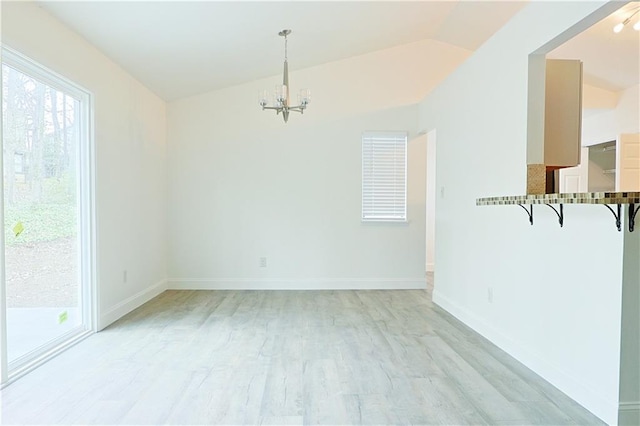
[
  {"xmin": 616, "ymin": 133, "xmax": 640, "ymax": 192},
  {"xmin": 559, "ymin": 146, "xmax": 588, "ymax": 193},
  {"xmin": 544, "ymin": 59, "xmax": 582, "ymax": 168}
]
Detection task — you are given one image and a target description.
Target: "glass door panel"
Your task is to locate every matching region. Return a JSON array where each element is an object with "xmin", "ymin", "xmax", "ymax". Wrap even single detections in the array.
[{"xmin": 2, "ymin": 61, "xmax": 86, "ymax": 366}]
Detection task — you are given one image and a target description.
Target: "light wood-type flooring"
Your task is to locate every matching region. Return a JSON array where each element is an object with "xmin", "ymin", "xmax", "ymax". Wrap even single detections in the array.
[{"xmin": 1, "ymin": 278, "xmax": 604, "ymax": 425}]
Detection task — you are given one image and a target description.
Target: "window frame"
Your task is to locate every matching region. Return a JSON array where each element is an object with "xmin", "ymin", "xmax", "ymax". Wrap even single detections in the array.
[{"xmin": 361, "ymin": 131, "xmax": 408, "ymax": 223}]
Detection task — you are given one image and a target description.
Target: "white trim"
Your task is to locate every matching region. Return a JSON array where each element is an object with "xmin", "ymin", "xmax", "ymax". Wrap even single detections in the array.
[
  {"xmin": 619, "ymin": 401, "xmax": 640, "ymax": 411},
  {"xmin": 432, "ymin": 289, "xmax": 616, "ymax": 425},
  {"xmin": 1, "ymin": 46, "xmax": 89, "ymax": 101},
  {"xmin": 426, "ymin": 263, "xmax": 434, "ymax": 272},
  {"xmin": 74, "ymin": 63, "xmax": 96, "ymax": 336},
  {"xmin": 87, "ymin": 94, "xmax": 99, "ymax": 333},
  {"xmin": 2, "ymin": 329, "xmax": 92, "ymax": 389},
  {"xmin": 0, "ymin": 60, "xmax": 7, "ymax": 386},
  {"xmin": 168, "ymin": 278, "xmax": 426, "ymax": 291},
  {"xmin": 98, "ymin": 279, "xmax": 168, "ymax": 331},
  {"xmin": 618, "ymin": 401, "xmax": 640, "ymax": 426}
]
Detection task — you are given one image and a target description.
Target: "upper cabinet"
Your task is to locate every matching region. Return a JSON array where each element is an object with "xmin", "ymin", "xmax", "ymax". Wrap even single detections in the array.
[
  {"xmin": 543, "ymin": 59, "xmax": 583, "ymax": 168},
  {"xmin": 526, "ymin": 58, "xmax": 583, "ymax": 194}
]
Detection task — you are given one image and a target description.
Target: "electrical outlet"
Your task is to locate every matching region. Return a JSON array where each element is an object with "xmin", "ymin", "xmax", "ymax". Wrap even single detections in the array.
[
  {"xmin": 123, "ymin": 270, "xmax": 128, "ymax": 283},
  {"xmin": 259, "ymin": 257, "xmax": 267, "ymax": 268},
  {"xmin": 487, "ymin": 287, "xmax": 493, "ymax": 303}
]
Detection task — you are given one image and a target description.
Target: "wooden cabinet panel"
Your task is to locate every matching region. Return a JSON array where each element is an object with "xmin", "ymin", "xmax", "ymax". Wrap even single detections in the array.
[{"xmin": 543, "ymin": 59, "xmax": 582, "ymax": 168}]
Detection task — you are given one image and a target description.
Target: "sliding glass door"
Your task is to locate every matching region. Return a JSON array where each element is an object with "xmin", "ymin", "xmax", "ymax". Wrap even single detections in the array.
[{"xmin": 1, "ymin": 47, "xmax": 94, "ymax": 380}]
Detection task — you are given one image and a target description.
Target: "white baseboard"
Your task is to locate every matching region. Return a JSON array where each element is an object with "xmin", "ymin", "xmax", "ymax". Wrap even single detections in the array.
[
  {"xmin": 619, "ymin": 402, "xmax": 640, "ymax": 426},
  {"xmin": 168, "ymin": 278, "xmax": 426, "ymax": 291},
  {"xmin": 98, "ymin": 279, "xmax": 168, "ymax": 330},
  {"xmin": 432, "ymin": 289, "xmax": 617, "ymax": 425}
]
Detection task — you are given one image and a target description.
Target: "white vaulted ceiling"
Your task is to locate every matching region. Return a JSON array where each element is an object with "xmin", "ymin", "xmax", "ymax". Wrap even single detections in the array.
[
  {"xmin": 549, "ymin": 1, "xmax": 640, "ymax": 92},
  {"xmin": 35, "ymin": 1, "xmax": 527, "ymax": 101},
  {"xmin": 22, "ymin": 1, "xmax": 640, "ymax": 101}
]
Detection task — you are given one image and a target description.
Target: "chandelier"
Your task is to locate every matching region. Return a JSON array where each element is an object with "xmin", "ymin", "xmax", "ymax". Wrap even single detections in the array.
[
  {"xmin": 613, "ymin": 5, "xmax": 640, "ymax": 32},
  {"xmin": 259, "ymin": 29, "xmax": 311, "ymax": 123}
]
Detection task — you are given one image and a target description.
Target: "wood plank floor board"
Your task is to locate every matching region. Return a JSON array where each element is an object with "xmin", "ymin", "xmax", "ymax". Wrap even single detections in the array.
[
  {"xmin": 384, "ymin": 334, "xmax": 448, "ymax": 379},
  {"xmin": 420, "ymin": 334, "xmax": 532, "ymax": 424},
  {"xmin": 259, "ymin": 358, "xmax": 304, "ymax": 417},
  {"xmin": 66, "ymin": 399, "xmax": 133, "ymax": 425},
  {"xmin": 348, "ymin": 393, "xmax": 399, "ymax": 425},
  {"xmin": 259, "ymin": 415, "xmax": 304, "ymax": 425},
  {"xmin": 302, "ymin": 358, "xmax": 352, "ymax": 425},
  {"xmin": 0, "ymin": 284, "xmax": 606, "ymax": 425},
  {"xmin": 510, "ymin": 400, "xmax": 581, "ymax": 425},
  {"xmin": 409, "ymin": 376, "xmax": 489, "ymax": 425},
  {"xmin": 428, "ymin": 303, "xmax": 607, "ymax": 424},
  {"xmin": 432, "ymin": 322, "xmax": 549, "ymax": 403}
]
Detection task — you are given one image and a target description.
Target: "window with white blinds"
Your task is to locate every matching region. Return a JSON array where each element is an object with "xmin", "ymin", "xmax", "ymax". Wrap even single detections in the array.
[{"xmin": 361, "ymin": 131, "xmax": 407, "ymax": 222}]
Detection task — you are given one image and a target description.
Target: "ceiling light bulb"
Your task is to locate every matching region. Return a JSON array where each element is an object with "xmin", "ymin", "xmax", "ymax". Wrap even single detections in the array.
[
  {"xmin": 613, "ymin": 22, "xmax": 625, "ymax": 33},
  {"xmin": 634, "ymin": 20, "xmax": 640, "ymax": 31}
]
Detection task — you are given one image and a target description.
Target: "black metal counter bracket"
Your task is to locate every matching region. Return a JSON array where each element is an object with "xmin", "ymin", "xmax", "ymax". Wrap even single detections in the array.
[
  {"xmin": 518, "ymin": 204, "xmax": 533, "ymax": 225},
  {"xmin": 518, "ymin": 203, "xmax": 636, "ymax": 232},
  {"xmin": 604, "ymin": 204, "xmax": 622, "ymax": 231},
  {"xmin": 545, "ymin": 203, "xmax": 564, "ymax": 227},
  {"xmin": 629, "ymin": 203, "xmax": 638, "ymax": 232}
]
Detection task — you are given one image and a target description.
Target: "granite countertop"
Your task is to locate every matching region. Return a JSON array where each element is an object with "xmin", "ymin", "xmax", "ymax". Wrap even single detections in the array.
[{"xmin": 477, "ymin": 192, "xmax": 640, "ymax": 206}]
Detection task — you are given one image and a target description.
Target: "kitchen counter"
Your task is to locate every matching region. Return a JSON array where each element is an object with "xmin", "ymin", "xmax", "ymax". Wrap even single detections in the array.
[
  {"xmin": 476, "ymin": 191, "xmax": 640, "ymax": 206},
  {"xmin": 476, "ymin": 192, "xmax": 640, "ymax": 231}
]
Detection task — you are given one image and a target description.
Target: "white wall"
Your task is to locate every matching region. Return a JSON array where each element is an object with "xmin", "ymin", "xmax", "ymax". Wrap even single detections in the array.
[
  {"xmin": 167, "ymin": 39, "xmax": 470, "ymax": 289},
  {"xmin": 2, "ymin": 2, "xmax": 168, "ymax": 329},
  {"xmin": 583, "ymin": 84, "xmax": 640, "ymax": 147},
  {"xmin": 582, "ymin": 83, "xmax": 619, "ymax": 110},
  {"xmin": 419, "ymin": 2, "xmax": 626, "ymax": 423}
]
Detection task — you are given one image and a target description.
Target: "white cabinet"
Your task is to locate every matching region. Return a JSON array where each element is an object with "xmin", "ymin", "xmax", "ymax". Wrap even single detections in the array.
[
  {"xmin": 559, "ymin": 133, "xmax": 640, "ymax": 192},
  {"xmin": 616, "ymin": 133, "xmax": 640, "ymax": 191},
  {"xmin": 588, "ymin": 141, "xmax": 616, "ymax": 192},
  {"xmin": 559, "ymin": 147, "xmax": 588, "ymax": 192}
]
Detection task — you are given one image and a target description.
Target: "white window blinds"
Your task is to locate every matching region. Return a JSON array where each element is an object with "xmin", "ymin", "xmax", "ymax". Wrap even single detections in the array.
[{"xmin": 362, "ymin": 132, "xmax": 407, "ymax": 222}]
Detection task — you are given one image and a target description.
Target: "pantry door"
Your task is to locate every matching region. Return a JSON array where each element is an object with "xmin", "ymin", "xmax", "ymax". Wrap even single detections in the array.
[{"xmin": 616, "ymin": 133, "xmax": 640, "ymax": 192}]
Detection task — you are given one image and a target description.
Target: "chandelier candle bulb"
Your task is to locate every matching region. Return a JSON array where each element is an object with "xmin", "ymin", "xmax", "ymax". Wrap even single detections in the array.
[
  {"xmin": 299, "ymin": 88, "xmax": 311, "ymax": 105},
  {"xmin": 275, "ymin": 84, "xmax": 288, "ymax": 103},
  {"xmin": 613, "ymin": 8, "xmax": 640, "ymax": 33},
  {"xmin": 259, "ymin": 90, "xmax": 269, "ymax": 107}
]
